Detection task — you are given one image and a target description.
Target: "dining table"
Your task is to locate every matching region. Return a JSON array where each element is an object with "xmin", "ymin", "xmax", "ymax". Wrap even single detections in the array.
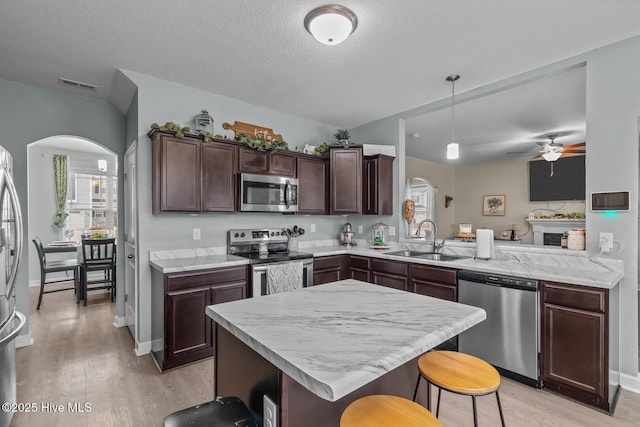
[{"xmin": 43, "ymin": 240, "xmax": 80, "ymax": 254}]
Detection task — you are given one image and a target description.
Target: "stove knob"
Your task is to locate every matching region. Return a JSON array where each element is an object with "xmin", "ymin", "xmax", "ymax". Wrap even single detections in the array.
[
  {"xmin": 240, "ymin": 232, "xmax": 245, "ymax": 238},
  {"xmin": 276, "ymin": 231, "xmax": 280, "ymax": 236},
  {"xmin": 234, "ymin": 233, "xmax": 239, "ymax": 238},
  {"xmin": 271, "ymin": 232, "xmax": 275, "ymax": 236}
]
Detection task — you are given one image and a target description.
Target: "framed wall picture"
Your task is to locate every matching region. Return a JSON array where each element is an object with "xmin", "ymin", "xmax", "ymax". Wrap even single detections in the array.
[{"xmin": 483, "ymin": 194, "xmax": 506, "ymax": 216}]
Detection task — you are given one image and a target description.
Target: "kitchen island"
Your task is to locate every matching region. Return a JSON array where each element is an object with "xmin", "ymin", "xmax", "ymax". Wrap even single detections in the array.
[{"xmin": 206, "ymin": 279, "xmax": 486, "ymax": 426}]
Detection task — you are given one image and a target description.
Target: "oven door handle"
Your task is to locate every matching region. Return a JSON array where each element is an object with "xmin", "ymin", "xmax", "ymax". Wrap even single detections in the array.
[{"xmin": 284, "ymin": 180, "xmax": 291, "ymax": 209}]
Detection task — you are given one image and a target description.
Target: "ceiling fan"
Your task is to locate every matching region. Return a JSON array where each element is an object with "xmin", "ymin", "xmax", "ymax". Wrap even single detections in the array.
[
  {"xmin": 534, "ymin": 134, "xmax": 586, "ymax": 162},
  {"xmin": 534, "ymin": 134, "xmax": 586, "ymax": 176}
]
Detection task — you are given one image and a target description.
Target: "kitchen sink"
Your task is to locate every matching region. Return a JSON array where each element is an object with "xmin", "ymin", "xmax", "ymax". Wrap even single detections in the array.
[
  {"xmin": 414, "ymin": 253, "xmax": 468, "ymax": 262},
  {"xmin": 385, "ymin": 250, "xmax": 431, "ymax": 257},
  {"xmin": 384, "ymin": 250, "xmax": 468, "ymax": 262}
]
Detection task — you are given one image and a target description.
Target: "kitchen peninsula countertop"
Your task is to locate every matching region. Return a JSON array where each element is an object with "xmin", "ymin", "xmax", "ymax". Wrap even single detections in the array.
[
  {"xmin": 302, "ymin": 240, "xmax": 623, "ymax": 289},
  {"xmin": 149, "ymin": 240, "xmax": 623, "ymax": 289},
  {"xmin": 206, "ymin": 279, "xmax": 486, "ymax": 402}
]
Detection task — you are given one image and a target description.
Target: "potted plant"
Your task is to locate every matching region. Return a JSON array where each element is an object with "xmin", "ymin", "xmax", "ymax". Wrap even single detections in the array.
[{"xmin": 333, "ymin": 129, "xmax": 352, "ymax": 148}]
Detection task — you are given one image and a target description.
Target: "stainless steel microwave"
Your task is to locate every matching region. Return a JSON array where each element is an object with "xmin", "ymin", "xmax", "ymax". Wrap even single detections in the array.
[{"xmin": 240, "ymin": 173, "xmax": 299, "ymax": 213}]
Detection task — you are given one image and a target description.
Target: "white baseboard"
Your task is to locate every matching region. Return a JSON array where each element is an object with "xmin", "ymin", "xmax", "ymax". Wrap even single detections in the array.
[
  {"xmin": 620, "ymin": 372, "xmax": 640, "ymax": 395},
  {"xmin": 29, "ymin": 280, "xmax": 39, "ymax": 287},
  {"xmin": 151, "ymin": 338, "xmax": 163, "ymax": 353},
  {"xmin": 609, "ymin": 369, "xmax": 620, "ymax": 387},
  {"xmin": 15, "ymin": 333, "xmax": 33, "ymax": 348},
  {"xmin": 135, "ymin": 340, "xmax": 152, "ymax": 356},
  {"xmin": 112, "ymin": 315, "xmax": 125, "ymax": 328}
]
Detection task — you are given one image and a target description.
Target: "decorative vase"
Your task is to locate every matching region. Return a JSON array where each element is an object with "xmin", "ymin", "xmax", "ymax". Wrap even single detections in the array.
[{"xmin": 403, "ymin": 199, "xmax": 415, "ymax": 237}]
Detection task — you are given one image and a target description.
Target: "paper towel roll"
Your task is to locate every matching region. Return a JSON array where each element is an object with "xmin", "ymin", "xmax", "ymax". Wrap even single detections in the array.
[{"xmin": 476, "ymin": 229, "xmax": 494, "ymax": 259}]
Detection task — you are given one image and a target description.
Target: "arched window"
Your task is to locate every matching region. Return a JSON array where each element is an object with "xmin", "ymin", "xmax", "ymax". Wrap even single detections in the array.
[{"xmin": 407, "ymin": 178, "xmax": 435, "ymax": 237}]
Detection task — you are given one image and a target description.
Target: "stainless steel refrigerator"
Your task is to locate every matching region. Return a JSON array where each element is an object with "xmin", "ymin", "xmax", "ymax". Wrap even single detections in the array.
[{"xmin": 0, "ymin": 146, "xmax": 25, "ymax": 427}]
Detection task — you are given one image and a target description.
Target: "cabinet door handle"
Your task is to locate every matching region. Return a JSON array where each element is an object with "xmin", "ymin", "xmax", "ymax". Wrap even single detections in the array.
[{"xmin": 127, "ymin": 254, "xmax": 135, "ymax": 259}]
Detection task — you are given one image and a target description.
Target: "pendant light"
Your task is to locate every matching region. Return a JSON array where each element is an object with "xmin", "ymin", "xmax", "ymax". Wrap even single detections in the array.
[{"xmin": 446, "ymin": 74, "xmax": 460, "ymax": 160}]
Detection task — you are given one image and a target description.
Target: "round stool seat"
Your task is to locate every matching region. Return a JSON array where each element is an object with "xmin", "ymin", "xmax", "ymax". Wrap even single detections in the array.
[
  {"xmin": 418, "ymin": 350, "xmax": 500, "ymax": 395},
  {"xmin": 341, "ymin": 395, "xmax": 442, "ymax": 427}
]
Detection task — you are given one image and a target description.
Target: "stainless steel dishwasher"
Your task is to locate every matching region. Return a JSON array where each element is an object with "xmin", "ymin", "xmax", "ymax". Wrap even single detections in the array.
[{"xmin": 457, "ymin": 270, "xmax": 540, "ymax": 387}]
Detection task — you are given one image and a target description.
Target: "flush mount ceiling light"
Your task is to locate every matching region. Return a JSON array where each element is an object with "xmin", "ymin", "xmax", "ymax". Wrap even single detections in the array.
[
  {"xmin": 446, "ymin": 74, "xmax": 460, "ymax": 160},
  {"xmin": 304, "ymin": 5, "xmax": 358, "ymax": 45}
]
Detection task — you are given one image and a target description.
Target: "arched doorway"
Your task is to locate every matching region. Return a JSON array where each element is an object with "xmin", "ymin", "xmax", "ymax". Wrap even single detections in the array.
[{"xmin": 26, "ymin": 136, "xmax": 118, "ymax": 305}]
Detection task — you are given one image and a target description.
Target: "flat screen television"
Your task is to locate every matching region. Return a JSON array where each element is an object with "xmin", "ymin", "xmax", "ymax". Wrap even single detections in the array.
[{"xmin": 529, "ymin": 156, "xmax": 585, "ymax": 201}]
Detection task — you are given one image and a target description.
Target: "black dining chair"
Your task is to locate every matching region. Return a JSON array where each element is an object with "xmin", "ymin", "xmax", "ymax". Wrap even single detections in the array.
[
  {"xmin": 32, "ymin": 237, "xmax": 80, "ymax": 310},
  {"xmin": 80, "ymin": 238, "xmax": 116, "ymax": 305}
]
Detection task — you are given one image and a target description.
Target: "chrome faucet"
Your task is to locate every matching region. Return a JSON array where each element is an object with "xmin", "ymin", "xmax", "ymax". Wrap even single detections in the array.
[{"xmin": 415, "ymin": 219, "xmax": 445, "ymax": 253}]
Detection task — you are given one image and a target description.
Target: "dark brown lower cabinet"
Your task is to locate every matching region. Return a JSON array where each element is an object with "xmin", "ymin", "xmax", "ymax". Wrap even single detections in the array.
[
  {"xmin": 370, "ymin": 259, "xmax": 409, "ymax": 291},
  {"xmin": 313, "ymin": 255, "xmax": 350, "ymax": 285},
  {"xmin": 156, "ymin": 266, "xmax": 248, "ymax": 371},
  {"xmin": 541, "ymin": 281, "xmax": 609, "ymax": 411},
  {"xmin": 350, "ymin": 255, "xmax": 371, "ymax": 282},
  {"xmin": 410, "ymin": 264, "xmax": 457, "ymax": 301}
]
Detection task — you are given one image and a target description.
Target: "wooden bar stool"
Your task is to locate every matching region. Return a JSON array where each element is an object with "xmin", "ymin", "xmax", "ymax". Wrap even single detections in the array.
[
  {"xmin": 413, "ymin": 351, "xmax": 505, "ymax": 427},
  {"xmin": 341, "ymin": 395, "xmax": 442, "ymax": 427}
]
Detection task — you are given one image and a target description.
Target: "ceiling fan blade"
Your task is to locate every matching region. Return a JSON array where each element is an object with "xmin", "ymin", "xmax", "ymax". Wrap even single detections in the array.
[{"xmin": 562, "ymin": 142, "xmax": 586, "ymax": 150}]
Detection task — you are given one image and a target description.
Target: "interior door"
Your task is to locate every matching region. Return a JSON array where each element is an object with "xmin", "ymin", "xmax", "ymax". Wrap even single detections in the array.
[{"xmin": 124, "ymin": 143, "xmax": 137, "ymax": 339}]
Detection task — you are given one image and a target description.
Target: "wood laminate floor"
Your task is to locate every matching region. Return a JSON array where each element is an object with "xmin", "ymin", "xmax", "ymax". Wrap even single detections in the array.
[{"xmin": 10, "ymin": 282, "xmax": 640, "ymax": 426}]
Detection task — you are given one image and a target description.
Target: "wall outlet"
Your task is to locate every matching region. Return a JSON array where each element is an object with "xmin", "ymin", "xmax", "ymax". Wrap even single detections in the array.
[
  {"xmin": 357, "ymin": 225, "xmax": 363, "ymax": 234},
  {"xmin": 310, "ymin": 223, "xmax": 316, "ymax": 233},
  {"xmin": 388, "ymin": 226, "xmax": 396, "ymax": 236},
  {"xmin": 599, "ymin": 232, "xmax": 613, "ymax": 252},
  {"xmin": 192, "ymin": 228, "xmax": 201, "ymax": 240},
  {"xmin": 263, "ymin": 395, "xmax": 278, "ymax": 427}
]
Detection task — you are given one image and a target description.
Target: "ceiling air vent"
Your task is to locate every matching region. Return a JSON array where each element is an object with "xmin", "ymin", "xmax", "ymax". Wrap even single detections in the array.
[{"xmin": 58, "ymin": 77, "xmax": 98, "ymax": 92}]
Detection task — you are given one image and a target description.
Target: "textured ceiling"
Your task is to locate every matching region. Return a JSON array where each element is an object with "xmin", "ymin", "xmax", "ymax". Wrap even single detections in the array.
[{"xmin": 1, "ymin": 1, "xmax": 639, "ymax": 163}]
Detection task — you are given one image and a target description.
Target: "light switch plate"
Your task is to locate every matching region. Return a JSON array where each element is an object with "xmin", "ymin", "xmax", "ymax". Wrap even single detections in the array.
[
  {"xmin": 388, "ymin": 226, "xmax": 396, "ymax": 236},
  {"xmin": 193, "ymin": 228, "xmax": 201, "ymax": 240},
  {"xmin": 358, "ymin": 225, "xmax": 363, "ymax": 234},
  {"xmin": 310, "ymin": 224, "xmax": 316, "ymax": 233}
]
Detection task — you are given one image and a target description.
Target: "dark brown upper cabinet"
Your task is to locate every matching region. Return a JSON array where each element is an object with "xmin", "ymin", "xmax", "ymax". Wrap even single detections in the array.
[
  {"xmin": 150, "ymin": 130, "xmax": 236, "ymax": 213},
  {"xmin": 238, "ymin": 147, "xmax": 296, "ymax": 177},
  {"xmin": 363, "ymin": 154, "xmax": 394, "ymax": 215},
  {"xmin": 297, "ymin": 156, "xmax": 328, "ymax": 214},
  {"xmin": 330, "ymin": 148, "xmax": 362, "ymax": 214}
]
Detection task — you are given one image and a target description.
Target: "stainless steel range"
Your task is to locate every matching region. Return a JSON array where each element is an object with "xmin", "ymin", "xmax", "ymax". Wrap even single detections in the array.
[{"xmin": 227, "ymin": 228, "xmax": 313, "ymax": 297}]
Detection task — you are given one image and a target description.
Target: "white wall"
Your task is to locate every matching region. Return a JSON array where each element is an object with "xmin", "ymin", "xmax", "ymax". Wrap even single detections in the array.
[
  {"xmin": 0, "ymin": 79, "xmax": 125, "ymax": 339},
  {"xmin": 584, "ymin": 36, "xmax": 640, "ymax": 383}
]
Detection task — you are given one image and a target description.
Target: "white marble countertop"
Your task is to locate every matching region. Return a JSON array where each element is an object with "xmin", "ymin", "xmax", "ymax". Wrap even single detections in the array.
[
  {"xmin": 206, "ymin": 279, "xmax": 486, "ymax": 402},
  {"xmin": 148, "ymin": 239, "xmax": 623, "ymax": 288},
  {"xmin": 302, "ymin": 241, "xmax": 623, "ymax": 289},
  {"xmin": 149, "ymin": 247, "xmax": 249, "ymax": 273}
]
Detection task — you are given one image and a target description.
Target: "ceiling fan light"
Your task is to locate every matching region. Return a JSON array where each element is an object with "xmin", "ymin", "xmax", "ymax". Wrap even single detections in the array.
[
  {"xmin": 304, "ymin": 5, "xmax": 358, "ymax": 45},
  {"xmin": 446, "ymin": 142, "xmax": 459, "ymax": 160},
  {"xmin": 542, "ymin": 151, "xmax": 561, "ymax": 162}
]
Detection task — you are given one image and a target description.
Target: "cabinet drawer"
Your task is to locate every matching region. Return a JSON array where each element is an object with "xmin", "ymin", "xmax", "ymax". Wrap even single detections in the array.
[
  {"xmin": 166, "ymin": 266, "xmax": 247, "ymax": 291},
  {"xmin": 413, "ymin": 280, "xmax": 456, "ymax": 301},
  {"xmin": 351, "ymin": 269, "xmax": 370, "ymax": 283},
  {"xmin": 543, "ymin": 281, "xmax": 606, "ymax": 313},
  {"xmin": 410, "ymin": 264, "xmax": 456, "ymax": 285},
  {"xmin": 210, "ymin": 266, "xmax": 248, "ymax": 285},
  {"xmin": 314, "ymin": 255, "xmax": 346, "ymax": 271},
  {"xmin": 372, "ymin": 272, "xmax": 408, "ymax": 291},
  {"xmin": 350, "ymin": 255, "xmax": 370, "ymax": 270},
  {"xmin": 370, "ymin": 259, "xmax": 408, "ymax": 277}
]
